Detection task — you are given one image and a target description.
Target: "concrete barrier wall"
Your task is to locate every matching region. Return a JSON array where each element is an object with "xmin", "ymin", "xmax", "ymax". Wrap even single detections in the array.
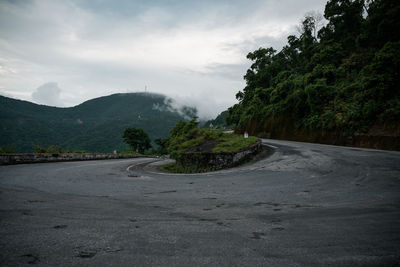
[{"xmin": 0, "ymin": 153, "xmax": 141, "ymax": 165}]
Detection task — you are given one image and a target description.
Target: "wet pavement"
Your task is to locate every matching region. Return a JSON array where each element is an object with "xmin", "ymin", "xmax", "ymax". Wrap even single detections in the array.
[{"xmin": 1, "ymin": 139, "xmax": 399, "ymax": 266}]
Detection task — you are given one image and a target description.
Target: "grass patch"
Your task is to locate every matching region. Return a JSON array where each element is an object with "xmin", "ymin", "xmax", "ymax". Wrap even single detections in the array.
[
  {"xmin": 179, "ymin": 136, "xmax": 207, "ymax": 151},
  {"xmin": 212, "ymin": 135, "xmax": 258, "ymax": 153},
  {"xmin": 174, "ymin": 131, "xmax": 258, "ymax": 154}
]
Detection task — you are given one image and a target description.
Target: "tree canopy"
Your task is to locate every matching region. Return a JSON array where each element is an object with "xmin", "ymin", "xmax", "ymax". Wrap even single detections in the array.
[
  {"xmin": 227, "ymin": 0, "xmax": 400, "ymax": 137},
  {"xmin": 123, "ymin": 127, "xmax": 151, "ymax": 153}
]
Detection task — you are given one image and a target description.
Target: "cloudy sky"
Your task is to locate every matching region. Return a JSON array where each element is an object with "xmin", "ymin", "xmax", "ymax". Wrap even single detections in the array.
[{"xmin": 0, "ymin": 0, "xmax": 327, "ymax": 118}]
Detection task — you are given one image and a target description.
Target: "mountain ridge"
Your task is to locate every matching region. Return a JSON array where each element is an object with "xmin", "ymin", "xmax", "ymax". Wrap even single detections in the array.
[{"xmin": 0, "ymin": 92, "xmax": 196, "ymax": 153}]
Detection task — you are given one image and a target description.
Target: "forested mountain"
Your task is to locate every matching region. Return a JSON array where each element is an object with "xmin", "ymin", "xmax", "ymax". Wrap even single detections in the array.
[
  {"xmin": 202, "ymin": 110, "xmax": 230, "ymax": 129},
  {"xmin": 227, "ymin": 0, "xmax": 400, "ymax": 149},
  {"xmin": 0, "ymin": 93, "xmax": 195, "ymax": 152}
]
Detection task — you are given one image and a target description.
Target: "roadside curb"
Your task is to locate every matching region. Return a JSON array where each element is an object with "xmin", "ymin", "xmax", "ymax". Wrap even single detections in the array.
[{"xmin": 0, "ymin": 153, "xmax": 150, "ymax": 165}]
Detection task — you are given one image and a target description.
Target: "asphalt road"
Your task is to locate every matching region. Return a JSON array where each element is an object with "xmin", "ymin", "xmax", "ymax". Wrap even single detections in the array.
[{"xmin": 1, "ymin": 139, "xmax": 399, "ymax": 266}]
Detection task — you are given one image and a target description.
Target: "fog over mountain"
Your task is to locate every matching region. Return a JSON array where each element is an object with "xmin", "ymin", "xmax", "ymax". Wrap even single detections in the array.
[
  {"xmin": 0, "ymin": 0, "xmax": 327, "ymax": 118},
  {"xmin": 0, "ymin": 92, "xmax": 197, "ymax": 153}
]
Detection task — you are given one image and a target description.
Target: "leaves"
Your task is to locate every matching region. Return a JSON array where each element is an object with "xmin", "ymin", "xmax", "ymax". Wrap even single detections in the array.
[
  {"xmin": 227, "ymin": 0, "xmax": 400, "ymax": 136},
  {"xmin": 123, "ymin": 128, "xmax": 151, "ymax": 153}
]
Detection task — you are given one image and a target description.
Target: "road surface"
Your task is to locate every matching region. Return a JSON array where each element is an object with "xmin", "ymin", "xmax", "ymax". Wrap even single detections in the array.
[{"xmin": 1, "ymin": 139, "xmax": 399, "ymax": 266}]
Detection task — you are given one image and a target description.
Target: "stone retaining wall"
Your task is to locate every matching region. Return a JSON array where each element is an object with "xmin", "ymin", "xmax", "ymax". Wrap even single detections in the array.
[
  {"xmin": 175, "ymin": 140, "xmax": 262, "ymax": 173},
  {"xmin": 0, "ymin": 153, "xmax": 141, "ymax": 165}
]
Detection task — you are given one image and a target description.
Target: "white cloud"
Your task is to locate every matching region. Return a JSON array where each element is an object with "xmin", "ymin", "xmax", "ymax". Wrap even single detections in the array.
[
  {"xmin": 0, "ymin": 0, "xmax": 328, "ymax": 117},
  {"xmin": 32, "ymin": 82, "xmax": 63, "ymax": 106}
]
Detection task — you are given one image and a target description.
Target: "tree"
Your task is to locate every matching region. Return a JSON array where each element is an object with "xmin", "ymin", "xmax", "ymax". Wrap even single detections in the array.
[
  {"xmin": 305, "ymin": 11, "xmax": 325, "ymax": 39},
  {"xmin": 320, "ymin": 0, "xmax": 364, "ymax": 49},
  {"xmin": 226, "ymin": 0, "xmax": 400, "ymax": 138},
  {"xmin": 153, "ymin": 137, "xmax": 169, "ymax": 155},
  {"xmin": 123, "ymin": 127, "xmax": 151, "ymax": 153}
]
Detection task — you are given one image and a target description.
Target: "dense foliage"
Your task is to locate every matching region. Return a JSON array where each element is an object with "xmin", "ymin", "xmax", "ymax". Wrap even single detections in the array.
[
  {"xmin": 162, "ymin": 119, "xmax": 258, "ymax": 160},
  {"xmin": 227, "ymin": 0, "xmax": 400, "ymax": 136},
  {"xmin": 0, "ymin": 93, "xmax": 195, "ymax": 153},
  {"xmin": 123, "ymin": 127, "xmax": 151, "ymax": 153},
  {"xmin": 0, "ymin": 146, "xmax": 15, "ymax": 154},
  {"xmin": 202, "ymin": 110, "xmax": 231, "ymax": 129}
]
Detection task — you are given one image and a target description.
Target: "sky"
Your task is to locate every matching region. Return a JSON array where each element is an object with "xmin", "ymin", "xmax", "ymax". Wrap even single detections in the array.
[{"xmin": 0, "ymin": 0, "xmax": 327, "ymax": 119}]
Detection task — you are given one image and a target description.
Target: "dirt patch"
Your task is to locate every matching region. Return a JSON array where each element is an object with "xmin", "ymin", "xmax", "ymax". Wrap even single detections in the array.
[
  {"xmin": 159, "ymin": 190, "xmax": 177, "ymax": 194},
  {"xmin": 25, "ymin": 200, "xmax": 45, "ymax": 203},
  {"xmin": 251, "ymin": 232, "xmax": 265, "ymax": 240},
  {"xmin": 53, "ymin": 225, "xmax": 67, "ymax": 229},
  {"xmin": 76, "ymin": 250, "xmax": 97, "ymax": 258},
  {"xmin": 20, "ymin": 254, "xmax": 40, "ymax": 264}
]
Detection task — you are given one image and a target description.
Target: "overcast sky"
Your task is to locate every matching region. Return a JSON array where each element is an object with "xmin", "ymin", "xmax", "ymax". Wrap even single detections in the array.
[{"xmin": 0, "ymin": 0, "xmax": 327, "ymax": 118}]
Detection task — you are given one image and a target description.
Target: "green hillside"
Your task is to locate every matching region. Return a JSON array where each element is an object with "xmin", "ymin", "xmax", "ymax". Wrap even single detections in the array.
[
  {"xmin": 0, "ymin": 93, "xmax": 195, "ymax": 153},
  {"xmin": 202, "ymin": 110, "xmax": 230, "ymax": 129},
  {"xmin": 227, "ymin": 0, "xmax": 400, "ymax": 149}
]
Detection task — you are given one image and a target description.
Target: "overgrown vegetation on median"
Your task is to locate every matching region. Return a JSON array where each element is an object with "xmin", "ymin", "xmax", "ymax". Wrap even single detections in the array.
[
  {"xmin": 157, "ymin": 118, "xmax": 259, "ymax": 173},
  {"xmin": 160, "ymin": 118, "xmax": 257, "ymax": 158}
]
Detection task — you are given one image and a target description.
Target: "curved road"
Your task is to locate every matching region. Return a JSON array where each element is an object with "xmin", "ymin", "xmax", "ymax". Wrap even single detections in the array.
[{"xmin": 1, "ymin": 139, "xmax": 399, "ymax": 266}]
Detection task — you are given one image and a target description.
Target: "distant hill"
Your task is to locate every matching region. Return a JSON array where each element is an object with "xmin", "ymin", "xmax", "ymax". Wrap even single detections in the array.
[
  {"xmin": 202, "ymin": 110, "xmax": 230, "ymax": 129},
  {"xmin": 0, "ymin": 93, "xmax": 196, "ymax": 152}
]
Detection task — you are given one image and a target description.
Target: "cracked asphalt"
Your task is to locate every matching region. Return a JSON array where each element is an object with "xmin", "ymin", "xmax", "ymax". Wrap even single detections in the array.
[{"xmin": 0, "ymin": 139, "xmax": 399, "ymax": 266}]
